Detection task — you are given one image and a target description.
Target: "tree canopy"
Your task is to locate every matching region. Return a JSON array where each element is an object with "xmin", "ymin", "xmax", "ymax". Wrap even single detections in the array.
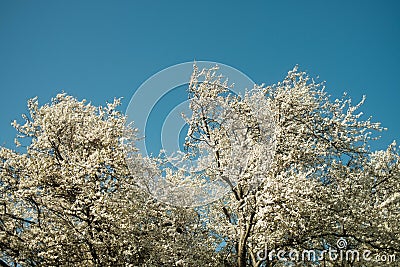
[{"xmin": 1, "ymin": 66, "xmax": 399, "ymax": 266}]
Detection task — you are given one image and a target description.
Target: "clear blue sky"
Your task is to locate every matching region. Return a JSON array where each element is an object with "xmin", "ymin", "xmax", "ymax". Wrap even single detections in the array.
[{"xmin": 0, "ymin": 0, "xmax": 399, "ymax": 151}]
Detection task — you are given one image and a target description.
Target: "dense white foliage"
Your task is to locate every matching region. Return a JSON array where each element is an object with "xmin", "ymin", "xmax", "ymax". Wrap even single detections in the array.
[
  {"xmin": 184, "ymin": 66, "xmax": 399, "ymax": 266},
  {"xmin": 0, "ymin": 94, "xmax": 218, "ymax": 266},
  {"xmin": 1, "ymin": 66, "xmax": 399, "ymax": 266}
]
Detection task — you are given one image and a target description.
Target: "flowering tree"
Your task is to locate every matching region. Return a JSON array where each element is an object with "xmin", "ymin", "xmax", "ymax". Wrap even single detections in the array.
[
  {"xmin": 0, "ymin": 66, "xmax": 399, "ymax": 267},
  {"xmin": 184, "ymin": 66, "xmax": 399, "ymax": 266},
  {"xmin": 0, "ymin": 94, "xmax": 219, "ymax": 266}
]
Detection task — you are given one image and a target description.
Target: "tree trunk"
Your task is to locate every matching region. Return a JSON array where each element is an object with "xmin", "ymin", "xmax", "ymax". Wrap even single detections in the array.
[
  {"xmin": 237, "ymin": 213, "xmax": 256, "ymax": 267},
  {"xmin": 237, "ymin": 237, "xmax": 247, "ymax": 267}
]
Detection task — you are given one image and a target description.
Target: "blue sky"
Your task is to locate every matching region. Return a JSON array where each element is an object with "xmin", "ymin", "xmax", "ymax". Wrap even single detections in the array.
[{"xmin": 0, "ymin": 0, "xmax": 399, "ymax": 151}]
